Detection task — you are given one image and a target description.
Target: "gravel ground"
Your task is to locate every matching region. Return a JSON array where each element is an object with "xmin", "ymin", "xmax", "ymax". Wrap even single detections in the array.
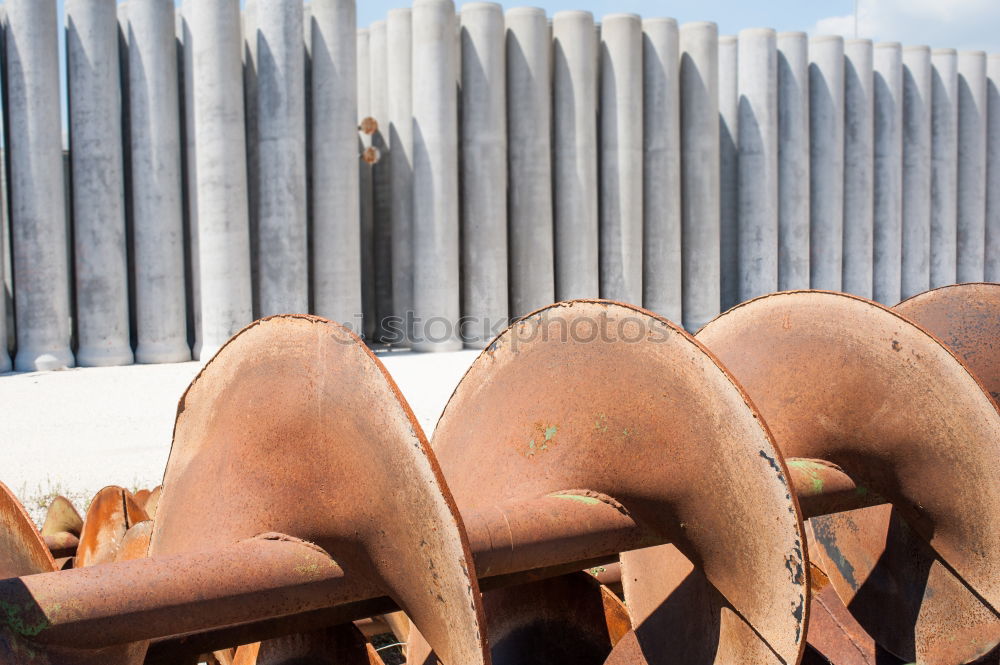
[{"xmin": 0, "ymin": 348, "xmax": 480, "ymax": 523}]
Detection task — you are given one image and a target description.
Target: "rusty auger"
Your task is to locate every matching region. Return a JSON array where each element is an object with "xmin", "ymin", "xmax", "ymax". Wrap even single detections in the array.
[
  {"xmin": 0, "ymin": 315, "xmax": 488, "ymax": 665},
  {"xmin": 697, "ymin": 289, "xmax": 1000, "ymax": 664},
  {"xmin": 0, "ymin": 294, "xmax": 997, "ymax": 665},
  {"xmin": 424, "ymin": 300, "xmax": 812, "ymax": 664}
]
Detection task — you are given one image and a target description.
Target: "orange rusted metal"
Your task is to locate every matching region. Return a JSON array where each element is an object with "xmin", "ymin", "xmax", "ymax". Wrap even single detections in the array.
[
  {"xmin": 5, "ymin": 293, "xmax": 998, "ymax": 663},
  {"xmin": 895, "ymin": 282, "xmax": 1000, "ymax": 403},
  {"xmin": 698, "ymin": 290, "xmax": 1000, "ymax": 662},
  {"xmin": 232, "ymin": 624, "xmax": 382, "ymax": 665},
  {"xmin": 432, "ymin": 300, "xmax": 808, "ymax": 664},
  {"xmin": 149, "ymin": 315, "xmax": 488, "ymax": 665},
  {"xmin": 802, "ymin": 549, "xmax": 880, "ymax": 665},
  {"xmin": 361, "ymin": 146, "xmax": 380, "ymax": 164},
  {"xmin": 0, "ymin": 483, "xmax": 143, "ymax": 665},
  {"xmin": 144, "ymin": 486, "xmax": 162, "ymax": 518},
  {"xmin": 0, "ymin": 480, "xmax": 56, "ymax": 578},
  {"xmin": 358, "ymin": 116, "xmax": 378, "ymax": 135},
  {"xmin": 810, "ymin": 504, "xmax": 1000, "ymax": 663},
  {"xmin": 408, "ymin": 573, "xmax": 623, "ymax": 664},
  {"xmin": 601, "ymin": 586, "xmax": 632, "ymax": 647},
  {"xmin": 604, "ymin": 631, "xmax": 649, "ymax": 665},
  {"xmin": 40, "ymin": 495, "xmax": 83, "ymax": 558},
  {"xmin": 75, "ymin": 486, "xmax": 149, "ymax": 567},
  {"xmin": 115, "ymin": 520, "xmax": 153, "ymax": 562}
]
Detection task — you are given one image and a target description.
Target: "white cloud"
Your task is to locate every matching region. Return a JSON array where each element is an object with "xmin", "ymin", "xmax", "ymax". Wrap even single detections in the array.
[{"xmin": 812, "ymin": 0, "xmax": 1000, "ymax": 52}]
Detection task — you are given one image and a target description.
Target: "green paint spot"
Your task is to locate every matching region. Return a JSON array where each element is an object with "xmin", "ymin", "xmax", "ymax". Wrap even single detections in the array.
[
  {"xmin": 787, "ymin": 459, "xmax": 825, "ymax": 494},
  {"xmin": 588, "ymin": 566, "xmax": 606, "ymax": 575},
  {"xmin": 855, "ymin": 485, "xmax": 868, "ymax": 497},
  {"xmin": 0, "ymin": 601, "xmax": 49, "ymax": 637},
  {"xmin": 544, "ymin": 425, "xmax": 558, "ymax": 441},
  {"xmin": 528, "ymin": 439, "xmax": 536, "ymax": 450},
  {"xmin": 549, "ymin": 493, "xmax": 601, "ymax": 505},
  {"xmin": 787, "ymin": 459, "xmax": 826, "ymax": 471}
]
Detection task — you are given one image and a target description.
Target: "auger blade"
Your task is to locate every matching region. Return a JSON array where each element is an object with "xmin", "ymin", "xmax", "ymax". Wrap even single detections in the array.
[
  {"xmin": 0, "ymin": 482, "xmax": 142, "ymax": 665},
  {"xmin": 115, "ymin": 520, "xmax": 153, "ymax": 562},
  {"xmin": 896, "ymin": 282, "xmax": 1000, "ymax": 403},
  {"xmin": 431, "ymin": 301, "xmax": 808, "ymax": 664},
  {"xmin": 809, "ymin": 505, "xmax": 1000, "ymax": 663},
  {"xmin": 697, "ymin": 290, "xmax": 1000, "ymax": 662},
  {"xmin": 0, "ymin": 480, "xmax": 56, "ymax": 578},
  {"xmin": 150, "ymin": 315, "xmax": 488, "ymax": 665},
  {"xmin": 40, "ymin": 495, "xmax": 83, "ymax": 558},
  {"xmin": 76, "ymin": 486, "xmax": 149, "ymax": 567}
]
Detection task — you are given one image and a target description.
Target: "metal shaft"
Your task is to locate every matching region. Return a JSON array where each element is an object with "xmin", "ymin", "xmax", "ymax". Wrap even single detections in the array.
[{"xmin": 4, "ymin": 459, "xmax": 878, "ymax": 652}]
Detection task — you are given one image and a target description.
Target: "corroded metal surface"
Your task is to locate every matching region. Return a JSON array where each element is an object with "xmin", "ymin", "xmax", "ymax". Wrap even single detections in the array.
[
  {"xmin": 144, "ymin": 486, "xmax": 162, "ymax": 518},
  {"xmin": 3, "ymin": 291, "xmax": 997, "ymax": 662},
  {"xmin": 620, "ymin": 544, "xmax": 785, "ymax": 664},
  {"xmin": 149, "ymin": 315, "xmax": 488, "ymax": 665},
  {"xmin": 0, "ymin": 482, "xmax": 142, "ymax": 665},
  {"xmin": 41, "ymin": 495, "xmax": 83, "ymax": 558},
  {"xmin": 810, "ymin": 506, "xmax": 1000, "ymax": 663},
  {"xmin": 6, "ymin": 533, "xmax": 356, "ymax": 649},
  {"xmin": 803, "ymin": 551, "xmax": 879, "ymax": 665},
  {"xmin": 601, "ymin": 585, "xmax": 632, "ymax": 647},
  {"xmin": 786, "ymin": 458, "xmax": 884, "ymax": 519},
  {"xmin": 604, "ymin": 631, "xmax": 649, "ymax": 665},
  {"xmin": 75, "ymin": 486, "xmax": 149, "ymax": 567},
  {"xmin": 895, "ymin": 282, "xmax": 1000, "ymax": 402},
  {"xmin": 408, "ymin": 573, "xmax": 620, "ymax": 665},
  {"xmin": 432, "ymin": 301, "xmax": 807, "ymax": 664},
  {"xmin": 0, "ymin": 480, "xmax": 55, "ymax": 578},
  {"xmin": 698, "ymin": 290, "xmax": 1000, "ymax": 661},
  {"xmin": 115, "ymin": 520, "xmax": 153, "ymax": 562},
  {"xmin": 232, "ymin": 623, "xmax": 382, "ymax": 664}
]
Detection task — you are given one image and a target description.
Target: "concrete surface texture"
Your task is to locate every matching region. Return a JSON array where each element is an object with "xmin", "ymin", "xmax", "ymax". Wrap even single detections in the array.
[
  {"xmin": 311, "ymin": 0, "xmax": 362, "ymax": 329},
  {"xmin": 776, "ymin": 31, "xmax": 810, "ymax": 293},
  {"xmin": 411, "ymin": 0, "xmax": 462, "ymax": 352},
  {"xmin": 985, "ymin": 53, "xmax": 1000, "ymax": 283},
  {"xmin": 809, "ymin": 35, "xmax": 845, "ymax": 293},
  {"xmin": 641, "ymin": 17, "xmax": 681, "ymax": 324},
  {"xmin": 679, "ymin": 21, "xmax": 721, "ymax": 332},
  {"xmin": 128, "ymin": 0, "xmax": 190, "ymax": 365},
  {"xmin": 387, "ymin": 7, "xmax": 415, "ymax": 333},
  {"xmin": 0, "ymin": 349, "xmax": 480, "ymax": 525},
  {"xmin": 6, "ymin": 0, "xmax": 74, "ymax": 372},
  {"xmin": 842, "ymin": 38, "xmax": 874, "ymax": 299},
  {"xmin": 552, "ymin": 10, "xmax": 599, "ymax": 302},
  {"xmin": 506, "ymin": 7, "xmax": 554, "ymax": 320},
  {"xmin": 185, "ymin": 0, "xmax": 253, "ymax": 361},
  {"xmin": 718, "ymin": 33, "xmax": 738, "ymax": 311},
  {"xmin": 873, "ymin": 41, "xmax": 903, "ymax": 305},
  {"xmin": 930, "ymin": 48, "xmax": 959, "ymax": 288},
  {"xmin": 901, "ymin": 45, "xmax": 932, "ymax": 300},
  {"xmin": 1, "ymin": 1, "xmax": 997, "ymax": 381},
  {"xmin": 737, "ymin": 27, "xmax": 779, "ymax": 304},
  {"xmin": 254, "ymin": 0, "xmax": 309, "ymax": 317},
  {"xmin": 460, "ymin": 2, "xmax": 509, "ymax": 349},
  {"xmin": 599, "ymin": 13, "xmax": 644, "ymax": 306},
  {"xmin": 957, "ymin": 50, "xmax": 988, "ymax": 283},
  {"xmin": 67, "ymin": 0, "xmax": 133, "ymax": 368}
]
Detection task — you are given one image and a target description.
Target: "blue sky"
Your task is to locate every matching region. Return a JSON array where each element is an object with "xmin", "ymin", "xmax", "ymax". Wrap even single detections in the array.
[{"xmin": 17, "ymin": 0, "xmax": 1000, "ymax": 143}]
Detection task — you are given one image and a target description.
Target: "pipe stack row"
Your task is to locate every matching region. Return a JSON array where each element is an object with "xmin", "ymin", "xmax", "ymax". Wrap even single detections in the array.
[{"xmin": 1, "ymin": 0, "xmax": 998, "ymax": 370}]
